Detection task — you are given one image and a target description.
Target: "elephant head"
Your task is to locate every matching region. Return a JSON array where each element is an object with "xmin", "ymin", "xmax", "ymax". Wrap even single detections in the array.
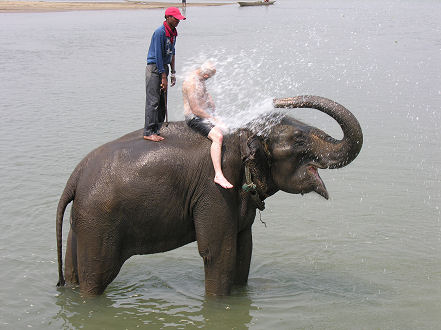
[{"xmin": 260, "ymin": 95, "xmax": 363, "ymax": 199}]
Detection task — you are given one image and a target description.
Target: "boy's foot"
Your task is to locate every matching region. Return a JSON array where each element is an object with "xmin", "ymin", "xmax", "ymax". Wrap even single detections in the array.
[
  {"xmin": 144, "ymin": 134, "xmax": 164, "ymax": 142},
  {"xmin": 214, "ymin": 175, "xmax": 233, "ymax": 189}
]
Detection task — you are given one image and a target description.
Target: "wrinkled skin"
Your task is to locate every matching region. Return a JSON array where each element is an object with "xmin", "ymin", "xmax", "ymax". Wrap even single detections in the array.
[{"xmin": 56, "ymin": 95, "xmax": 363, "ymax": 296}]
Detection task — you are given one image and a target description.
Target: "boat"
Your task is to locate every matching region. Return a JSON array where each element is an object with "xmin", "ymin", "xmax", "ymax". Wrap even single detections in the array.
[{"xmin": 238, "ymin": 1, "xmax": 276, "ymax": 7}]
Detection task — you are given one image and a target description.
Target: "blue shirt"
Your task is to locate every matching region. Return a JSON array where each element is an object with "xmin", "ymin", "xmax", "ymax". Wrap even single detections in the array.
[{"xmin": 146, "ymin": 24, "xmax": 176, "ymax": 74}]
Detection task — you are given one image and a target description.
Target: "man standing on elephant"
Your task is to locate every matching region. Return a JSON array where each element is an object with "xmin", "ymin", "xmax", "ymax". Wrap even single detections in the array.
[
  {"xmin": 182, "ymin": 61, "xmax": 233, "ymax": 189},
  {"xmin": 144, "ymin": 7, "xmax": 186, "ymax": 142}
]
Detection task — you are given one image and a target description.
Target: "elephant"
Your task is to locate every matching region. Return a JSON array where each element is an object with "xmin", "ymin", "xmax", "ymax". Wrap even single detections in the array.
[{"xmin": 56, "ymin": 95, "xmax": 363, "ymax": 296}]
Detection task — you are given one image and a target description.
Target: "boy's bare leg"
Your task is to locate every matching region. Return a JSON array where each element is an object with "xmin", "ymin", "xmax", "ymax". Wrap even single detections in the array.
[{"xmin": 208, "ymin": 127, "xmax": 233, "ymax": 189}]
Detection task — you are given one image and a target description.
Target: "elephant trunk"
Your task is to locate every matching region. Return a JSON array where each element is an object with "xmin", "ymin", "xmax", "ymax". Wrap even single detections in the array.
[{"xmin": 273, "ymin": 95, "xmax": 363, "ymax": 169}]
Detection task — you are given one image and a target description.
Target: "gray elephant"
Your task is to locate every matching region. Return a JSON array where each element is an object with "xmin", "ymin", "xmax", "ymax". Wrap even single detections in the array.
[{"xmin": 56, "ymin": 95, "xmax": 363, "ymax": 296}]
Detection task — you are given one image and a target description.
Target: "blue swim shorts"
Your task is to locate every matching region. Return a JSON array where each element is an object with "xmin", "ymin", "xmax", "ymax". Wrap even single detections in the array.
[{"xmin": 185, "ymin": 115, "xmax": 214, "ymax": 137}]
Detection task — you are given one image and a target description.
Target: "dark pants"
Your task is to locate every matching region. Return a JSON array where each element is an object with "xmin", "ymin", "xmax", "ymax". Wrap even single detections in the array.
[{"xmin": 144, "ymin": 64, "xmax": 168, "ymax": 136}]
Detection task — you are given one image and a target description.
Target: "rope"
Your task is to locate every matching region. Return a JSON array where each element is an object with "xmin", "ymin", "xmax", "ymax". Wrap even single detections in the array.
[
  {"xmin": 163, "ymin": 89, "xmax": 169, "ymax": 127},
  {"xmin": 258, "ymin": 209, "xmax": 267, "ymax": 227},
  {"xmin": 242, "ymin": 164, "xmax": 265, "ymax": 211}
]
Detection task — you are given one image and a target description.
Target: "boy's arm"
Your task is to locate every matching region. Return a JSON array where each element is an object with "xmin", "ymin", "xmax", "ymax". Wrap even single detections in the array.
[
  {"xmin": 184, "ymin": 83, "xmax": 211, "ymax": 119},
  {"xmin": 154, "ymin": 30, "xmax": 165, "ymax": 74},
  {"xmin": 206, "ymin": 93, "xmax": 215, "ymax": 110},
  {"xmin": 154, "ymin": 30, "xmax": 167, "ymax": 89}
]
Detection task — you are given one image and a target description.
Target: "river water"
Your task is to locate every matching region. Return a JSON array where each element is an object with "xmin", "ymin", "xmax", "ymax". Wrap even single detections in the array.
[{"xmin": 1, "ymin": 0, "xmax": 440, "ymax": 328}]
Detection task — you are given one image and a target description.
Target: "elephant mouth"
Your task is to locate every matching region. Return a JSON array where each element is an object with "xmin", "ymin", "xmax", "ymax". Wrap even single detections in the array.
[{"xmin": 307, "ymin": 164, "xmax": 329, "ymax": 200}]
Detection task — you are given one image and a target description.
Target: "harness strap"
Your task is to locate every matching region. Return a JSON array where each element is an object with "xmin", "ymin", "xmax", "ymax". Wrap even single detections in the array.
[
  {"xmin": 242, "ymin": 164, "xmax": 265, "ymax": 211},
  {"xmin": 239, "ymin": 130, "xmax": 268, "ymax": 211}
]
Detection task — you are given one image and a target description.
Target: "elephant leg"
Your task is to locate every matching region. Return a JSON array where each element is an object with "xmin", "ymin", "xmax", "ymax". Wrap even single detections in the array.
[
  {"xmin": 76, "ymin": 229, "xmax": 124, "ymax": 296},
  {"xmin": 200, "ymin": 235, "xmax": 237, "ymax": 296},
  {"xmin": 234, "ymin": 227, "xmax": 252, "ymax": 286},
  {"xmin": 64, "ymin": 228, "xmax": 79, "ymax": 285},
  {"xmin": 194, "ymin": 203, "xmax": 238, "ymax": 296}
]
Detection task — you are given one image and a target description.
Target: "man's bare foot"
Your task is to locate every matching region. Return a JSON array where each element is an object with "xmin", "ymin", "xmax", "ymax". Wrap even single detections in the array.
[
  {"xmin": 214, "ymin": 175, "xmax": 233, "ymax": 189},
  {"xmin": 143, "ymin": 134, "xmax": 164, "ymax": 142}
]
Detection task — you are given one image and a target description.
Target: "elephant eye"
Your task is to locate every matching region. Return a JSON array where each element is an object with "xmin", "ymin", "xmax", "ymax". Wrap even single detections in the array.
[
  {"xmin": 293, "ymin": 130, "xmax": 303, "ymax": 138},
  {"xmin": 324, "ymin": 135, "xmax": 337, "ymax": 143}
]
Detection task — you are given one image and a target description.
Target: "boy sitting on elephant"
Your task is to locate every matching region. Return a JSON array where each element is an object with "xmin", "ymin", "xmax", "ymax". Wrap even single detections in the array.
[{"xmin": 182, "ymin": 61, "xmax": 233, "ymax": 189}]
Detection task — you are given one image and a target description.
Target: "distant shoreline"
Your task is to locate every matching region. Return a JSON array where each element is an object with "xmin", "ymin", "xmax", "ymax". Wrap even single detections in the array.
[{"xmin": 0, "ymin": 1, "xmax": 231, "ymax": 13}]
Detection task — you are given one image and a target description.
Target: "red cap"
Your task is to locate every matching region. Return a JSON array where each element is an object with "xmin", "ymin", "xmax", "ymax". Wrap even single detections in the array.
[{"xmin": 165, "ymin": 7, "xmax": 186, "ymax": 20}]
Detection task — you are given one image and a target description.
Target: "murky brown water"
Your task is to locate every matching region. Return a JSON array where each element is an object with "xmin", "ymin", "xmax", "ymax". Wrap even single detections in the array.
[{"xmin": 1, "ymin": 0, "xmax": 440, "ymax": 328}]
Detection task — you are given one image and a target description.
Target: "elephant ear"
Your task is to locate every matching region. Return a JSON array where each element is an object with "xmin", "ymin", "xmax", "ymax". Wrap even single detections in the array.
[
  {"xmin": 239, "ymin": 132, "xmax": 273, "ymax": 199},
  {"xmin": 240, "ymin": 133, "xmax": 257, "ymax": 161}
]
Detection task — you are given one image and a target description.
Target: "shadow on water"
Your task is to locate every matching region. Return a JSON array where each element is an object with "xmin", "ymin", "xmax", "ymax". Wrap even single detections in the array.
[
  {"xmin": 51, "ymin": 255, "xmax": 384, "ymax": 329},
  {"xmin": 51, "ymin": 253, "xmax": 255, "ymax": 328},
  {"xmin": 53, "ymin": 285, "xmax": 255, "ymax": 329}
]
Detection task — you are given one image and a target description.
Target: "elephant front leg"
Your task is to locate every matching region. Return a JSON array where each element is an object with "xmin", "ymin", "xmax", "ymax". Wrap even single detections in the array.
[
  {"xmin": 234, "ymin": 227, "xmax": 252, "ymax": 286},
  {"xmin": 199, "ymin": 235, "xmax": 237, "ymax": 296},
  {"xmin": 194, "ymin": 201, "xmax": 238, "ymax": 296}
]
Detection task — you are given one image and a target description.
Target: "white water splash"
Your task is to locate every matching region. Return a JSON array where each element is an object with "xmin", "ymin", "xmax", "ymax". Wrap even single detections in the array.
[{"xmin": 180, "ymin": 48, "xmax": 299, "ymax": 135}]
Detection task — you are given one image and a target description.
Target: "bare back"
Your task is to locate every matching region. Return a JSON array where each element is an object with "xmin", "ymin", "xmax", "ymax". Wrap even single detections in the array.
[{"xmin": 182, "ymin": 72, "xmax": 215, "ymax": 118}]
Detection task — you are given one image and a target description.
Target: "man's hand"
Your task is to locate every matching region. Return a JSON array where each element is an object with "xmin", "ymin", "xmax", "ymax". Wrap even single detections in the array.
[{"xmin": 160, "ymin": 74, "xmax": 168, "ymax": 90}]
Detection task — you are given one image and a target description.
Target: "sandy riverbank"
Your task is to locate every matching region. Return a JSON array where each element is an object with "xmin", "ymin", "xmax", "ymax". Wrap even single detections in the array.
[{"xmin": 0, "ymin": 1, "xmax": 230, "ymax": 13}]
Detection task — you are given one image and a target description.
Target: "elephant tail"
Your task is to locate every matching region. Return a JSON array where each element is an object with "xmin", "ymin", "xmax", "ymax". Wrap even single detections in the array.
[{"xmin": 56, "ymin": 165, "xmax": 81, "ymax": 287}]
